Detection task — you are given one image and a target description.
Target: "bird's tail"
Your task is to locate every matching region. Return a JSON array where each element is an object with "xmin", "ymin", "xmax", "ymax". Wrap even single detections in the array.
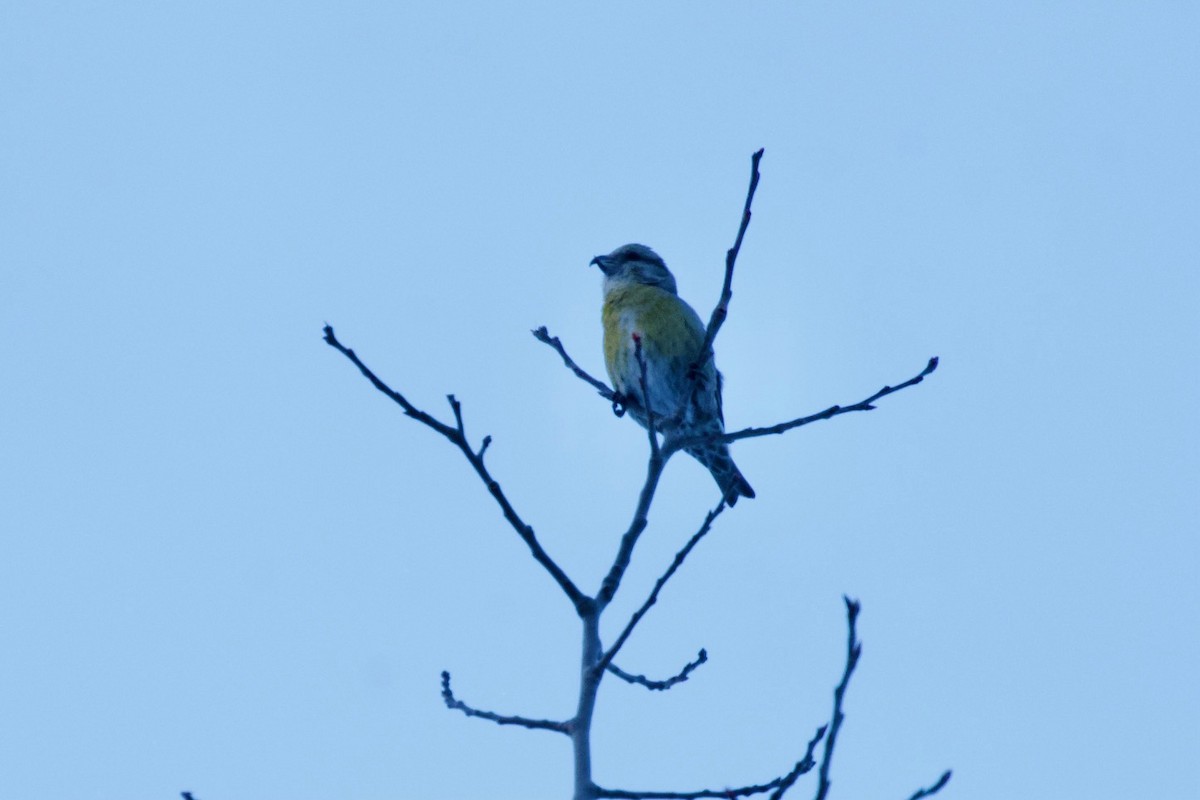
[{"xmin": 686, "ymin": 443, "xmax": 755, "ymax": 507}]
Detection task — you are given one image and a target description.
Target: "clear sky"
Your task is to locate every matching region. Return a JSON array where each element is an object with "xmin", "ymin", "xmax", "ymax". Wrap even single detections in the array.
[{"xmin": 2, "ymin": 3, "xmax": 1197, "ymax": 799}]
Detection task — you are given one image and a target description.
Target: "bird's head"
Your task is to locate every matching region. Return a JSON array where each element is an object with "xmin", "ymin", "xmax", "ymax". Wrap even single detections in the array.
[{"xmin": 590, "ymin": 244, "xmax": 677, "ymax": 295}]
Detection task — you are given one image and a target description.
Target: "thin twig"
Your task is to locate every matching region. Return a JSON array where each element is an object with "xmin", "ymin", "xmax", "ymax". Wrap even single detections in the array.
[
  {"xmin": 768, "ymin": 725, "xmax": 830, "ymax": 800},
  {"xmin": 597, "ymin": 501, "xmax": 728, "ymax": 675},
  {"xmin": 812, "ymin": 597, "xmax": 863, "ymax": 800},
  {"xmin": 323, "ymin": 324, "xmax": 458, "ymax": 438},
  {"xmin": 669, "ymin": 357, "xmax": 939, "ymax": 456},
  {"xmin": 593, "ymin": 723, "xmax": 824, "ymax": 799},
  {"xmin": 607, "ymin": 649, "xmax": 708, "ymax": 691},
  {"xmin": 633, "ymin": 333, "xmax": 660, "ymax": 459},
  {"xmin": 905, "ymin": 770, "xmax": 952, "ymax": 800},
  {"xmin": 532, "ymin": 325, "xmax": 616, "ymax": 402},
  {"xmin": 690, "ymin": 148, "xmax": 764, "ymax": 384},
  {"xmin": 447, "ymin": 393, "xmax": 465, "ymax": 432},
  {"xmin": 324, "ymin": 325, "xmax": 591, "ymax": 615},
  {"xmin": 440, "ymin": 671, "xmax": 570, "ymax": 734}
]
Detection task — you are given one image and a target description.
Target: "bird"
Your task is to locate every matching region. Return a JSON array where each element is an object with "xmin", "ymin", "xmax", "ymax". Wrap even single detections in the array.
[{"xmin": 590, "ymin": 243, "xmax": 755, "ymax": 505}]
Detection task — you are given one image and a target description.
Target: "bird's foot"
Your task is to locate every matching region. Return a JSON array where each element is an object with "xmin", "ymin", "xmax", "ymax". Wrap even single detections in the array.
[{"xmin": 611, "ymin": 391, "xmax": 629, "ymax": 418}]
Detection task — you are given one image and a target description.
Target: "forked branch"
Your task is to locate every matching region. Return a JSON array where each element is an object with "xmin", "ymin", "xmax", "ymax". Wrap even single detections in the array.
[
  {"xmin": 329, "ymin": 145, "xmax": 949, "ymax": 800},
  {"xmin": 323, "ymin": 325, "xmax": 590, "ymax": 615},
  {"xmin": 597, "ymin": 501, "xmax": 728, "ymax": 675},
  {"xmin": 801, "ymin": 600, "xmax": 952, "ymax": 800}
]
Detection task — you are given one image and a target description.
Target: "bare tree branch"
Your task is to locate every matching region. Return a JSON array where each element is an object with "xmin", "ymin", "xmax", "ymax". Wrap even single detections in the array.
[
  {"xmin": 691, "ymin": 147, "xmax": 764, "ymax": 382},
  {"xmin": 323, "ymin": 324, "xmax": 459, "ymax": 437},
  {"xmin": 596, "ymin": 438, "xmax": 671, "ymax": 608},
  {"xmin": 597, "ymin": 501, "xmax": 728, "ymax": 674},
  {"xmin": 811, "ymin": 597, "xmax": 863, "ymax": 800},
  {"xmin": 905, "ymin": 771, "xmax": 952, "ymax": 800},
  {"xmin": 440, "ymin": 671, "xmax": 570, "ymax": 734},
  {"xmin": 593, "ymin": 723, "xmax": 825, "ymax": 800},
  {"xmin": 768, "ymin": 726, "xmax": 830, "ymax": 800},
  {"xmin": 328, "ymin": 148, "xmax": 950, "ymax": 800},
  {"xmin": 323, "ymin": 325, "xmax": 591, "ymax": 615},
  {"xmin": 607, "ymin": 649, "xmax": 708, "ymax": 691},
  {"xmin": 533, "ymin": 325, "xmax": 617, "ymax": 403},
  {"xmin": 668, "ymin": 357, "xmax": 939, "ymax": 457}
]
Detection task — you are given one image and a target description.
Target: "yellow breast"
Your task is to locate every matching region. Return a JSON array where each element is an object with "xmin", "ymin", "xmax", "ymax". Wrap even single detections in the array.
[{"xmin": 602, "ymin": 283, "xmax": 706, "ymax": 392}]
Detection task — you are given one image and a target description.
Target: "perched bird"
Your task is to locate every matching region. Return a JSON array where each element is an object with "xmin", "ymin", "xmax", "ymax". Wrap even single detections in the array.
[{"xmin": 591, "ymin": 244, "xmax": 755, "ymax": 505}]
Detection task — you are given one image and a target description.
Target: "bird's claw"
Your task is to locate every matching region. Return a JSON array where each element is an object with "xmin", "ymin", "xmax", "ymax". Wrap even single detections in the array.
[{"xmin": 611, "ymin": 391, "xmax": 628, "ymax": 418}]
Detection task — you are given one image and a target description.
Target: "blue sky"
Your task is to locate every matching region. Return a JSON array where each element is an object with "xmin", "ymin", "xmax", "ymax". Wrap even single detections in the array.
[{"xmin": 2, "ymin": 3, "xmax": 1197, "ymax": 799}]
